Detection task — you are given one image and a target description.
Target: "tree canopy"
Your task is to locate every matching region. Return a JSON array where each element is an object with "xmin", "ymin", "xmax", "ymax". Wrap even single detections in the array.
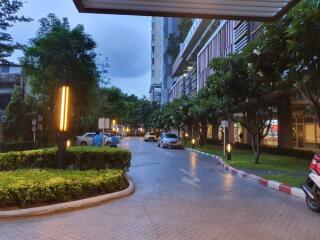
[{"xmin": 0, "ymin": 0, "xmax": 32, "ymax": 63}]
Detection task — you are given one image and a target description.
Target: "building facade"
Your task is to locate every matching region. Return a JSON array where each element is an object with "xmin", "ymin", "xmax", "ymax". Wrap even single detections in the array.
[
  {"xmin": 160, "ymin": 17, "xmax": 180, "ymax": 105},
  {"xmin": 150, "ymin": 17, "xmax": 162, "ymax": 104},
  {"xmin": 149, "ymin": 17, "xmax": 180, "ymax": 105},
  {"xmin": 0, "ymin": 64, "xmax": 26, "ymax": 122},
  {"xmin": 166, "ymin": 18, "xmax": 320, "ymax": 152},
  {"xmin": 0, "ymin": 63, "xmax": 27, "ymax": 143}
]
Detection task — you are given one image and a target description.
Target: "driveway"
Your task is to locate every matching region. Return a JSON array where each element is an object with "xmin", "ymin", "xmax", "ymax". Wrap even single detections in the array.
[{"xmin": 0, "ymin": 137, "xmax": 319, "ymax": 240}]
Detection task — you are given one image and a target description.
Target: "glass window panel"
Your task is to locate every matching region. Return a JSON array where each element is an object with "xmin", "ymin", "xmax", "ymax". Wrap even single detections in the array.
[{"xmin": 305, "ymin": 124, "xmax": 316, "ymax": 143}]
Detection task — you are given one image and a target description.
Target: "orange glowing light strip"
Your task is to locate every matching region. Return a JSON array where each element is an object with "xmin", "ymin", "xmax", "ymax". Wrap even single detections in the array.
[
  {"xmin": 60, "ymin": 86, "xmax": 66, "ymax": 131},
  {"xmin": 59, "ymin": 86, "xmax": 70, "ymax": 132},
  {"xmin": 64, "ymin": 86, "xmax": 69, "ymax": 131}
]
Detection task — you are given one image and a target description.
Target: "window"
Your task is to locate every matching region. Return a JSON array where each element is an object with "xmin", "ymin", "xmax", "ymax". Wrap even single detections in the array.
[
  {"xmin": 152, "ymin": 58, "xmax": 155, "ymax": 64},
  {"xmin": 0, "ymin": 66, "xmax": 9, "ymax": 73},
  {"xmin": 152, "ymin": 46, "xmax": 155, "ymax": 53},
  {"xmin": 305, "ymin": 124, "xmax": 316, "ymax": 144},
  {"xmin": 0, "ymin": 94, "xmax": 12, "ymax": 109},
  {"xmin": 152, "ymin": 34, "xmax": 155, "ymax": 41}
]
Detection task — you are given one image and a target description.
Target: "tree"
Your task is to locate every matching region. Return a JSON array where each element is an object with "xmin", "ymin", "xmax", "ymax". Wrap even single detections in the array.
[
  {"xmin": 97, "ymin": 87, "xmax": 126, "ymax": 121},
  {"xmin": 5, "ymin": 86, "xmax": 25, "ymax": 140},
  {"xmin": 287, "ymin": 0, "xmax": 320, "ymax": 126},
  {"xmin": 22, "ymin": 14, "xmax": 99, "ymax": 137},
  {"xmin": 0, "ymin": 0, "xmax": 32, "ymax": 63},
  {"xmin": 179, "ymin": 18, "xmax": 193, "ymax": 42},
  {"xmin": 167, "ymin": 33, "xmax": 180, "ymax": 60},
  {"xmin": 190, "ymin": 88, "xmax": 218, "ymax": 147},
  {"xmin": 207, "ymin": 53, "xmax": 275, "ymax": 164}
]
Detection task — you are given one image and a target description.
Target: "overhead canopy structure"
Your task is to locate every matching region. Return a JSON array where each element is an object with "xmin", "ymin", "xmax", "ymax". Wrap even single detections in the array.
[{"xmin": 73, "ymin": 0, "xmax": 300, "ymax": 21}]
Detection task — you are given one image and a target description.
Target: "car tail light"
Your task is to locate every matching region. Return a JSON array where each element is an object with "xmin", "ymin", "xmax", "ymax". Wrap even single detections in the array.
[{"xmin": 310, "ymin": 153, "xmax": 320, "ymax": 174}]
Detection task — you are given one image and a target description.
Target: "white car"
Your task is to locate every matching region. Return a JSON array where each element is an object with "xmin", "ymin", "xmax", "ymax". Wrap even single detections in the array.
[
  {"xmin": 144, "ymin": 132, "xmax": 157, "ymax": 142},
  {"xmin": 75, "ymin": 132, "xmax": 112, "ymax": 146}
]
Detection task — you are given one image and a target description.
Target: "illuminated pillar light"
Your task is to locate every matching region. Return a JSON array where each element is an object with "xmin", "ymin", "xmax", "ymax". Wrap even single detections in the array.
[{"xmin": 59, "ymin": 86, "xmax": 70, "ymax": 132}]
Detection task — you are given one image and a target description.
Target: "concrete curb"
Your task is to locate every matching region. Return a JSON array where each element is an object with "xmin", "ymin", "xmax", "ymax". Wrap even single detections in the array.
[
  {"xmin": 187, "ymin": 148, "xmax": 306, "ymax": 200},
  {"xmin": 0, "ymin": 177, "xmax": 135, "ymax": 220}
]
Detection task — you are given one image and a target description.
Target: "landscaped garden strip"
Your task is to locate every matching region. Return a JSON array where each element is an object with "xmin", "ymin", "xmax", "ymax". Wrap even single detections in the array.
[{"xmin": 0, "ymin": 169, "xmax": 128, "ymax": 209}]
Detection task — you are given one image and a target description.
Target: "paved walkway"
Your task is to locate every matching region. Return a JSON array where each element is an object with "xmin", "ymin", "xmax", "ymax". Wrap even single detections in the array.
[{"xmin": 0, "ymin": 137, "xmax": 319, "ymax": 240}]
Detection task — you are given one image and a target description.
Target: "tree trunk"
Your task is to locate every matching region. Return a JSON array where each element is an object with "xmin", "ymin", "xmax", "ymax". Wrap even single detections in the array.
[
  {"xmin": 198, "ymin": 121, "xmax": 207, "ymax": 148},
  {"xmin": 251, "ymin": 135, "xmax": 261, "ymax": 164}
]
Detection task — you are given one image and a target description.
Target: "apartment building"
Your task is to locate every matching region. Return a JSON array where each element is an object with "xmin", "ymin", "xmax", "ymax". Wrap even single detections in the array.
[
  {"xmin": 169, "ymin": 19, "xmax": 320, "ymax": 151},
  {"xmin": 149, "ymin": 17, "xmax": 180, "ymax": 105},
  {"xmin": 150, "ymin": 17, "xmax": 162, "ymax": 104},
  {"xmin": 0, "ymin": 63, "xmax": 27, "ymax": 142},
  {"xmin": 0, "ymin": 63, "xmax": 26, "ymax": 122}
]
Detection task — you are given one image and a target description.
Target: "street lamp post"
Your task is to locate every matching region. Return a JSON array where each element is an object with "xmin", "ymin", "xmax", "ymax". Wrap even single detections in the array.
[
  {"xmin": 192, "ymin": 138, "xmax": 195, "ymax": 149},
  {"xmin": 227, "ymin": 143, "xmax": 232, "ymax": 161},
  {"xmin": 57, "ymin": 84, "xmax": 70, "ymax": 169},
  {"xmin": 184, "ymin": 132, "xmax": 189, "ymax": 145}
]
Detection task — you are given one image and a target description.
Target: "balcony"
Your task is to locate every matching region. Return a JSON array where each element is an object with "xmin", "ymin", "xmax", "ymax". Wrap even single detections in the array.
[
  {"xmin": 0, "ymin": 74, "xmax": 21, "ymax": 87},
  {"xmin": 172, "ymin": 19, "xmax": 213, "ymax": 77}
]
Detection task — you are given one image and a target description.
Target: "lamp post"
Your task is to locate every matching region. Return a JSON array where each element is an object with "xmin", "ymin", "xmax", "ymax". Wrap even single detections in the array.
[
  {"xmin": 192, "ymin": 138, "xmax": 195, "ymax": 149},
  {"xmin": 184, "ymin": 133, "xmax": 189, "ymax": 145},
  {"xmin": 57, "ymin": 84, "xmax": 70, "ymax": 169},
  {"xmin": 227, "ymin": 143, "xmax": 232, "ymax": 161}
]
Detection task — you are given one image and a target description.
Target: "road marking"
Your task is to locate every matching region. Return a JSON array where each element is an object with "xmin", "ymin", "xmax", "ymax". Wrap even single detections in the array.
[{"xmin": 179, "ymin": 168, "xmax": 200, "ymax": 187}]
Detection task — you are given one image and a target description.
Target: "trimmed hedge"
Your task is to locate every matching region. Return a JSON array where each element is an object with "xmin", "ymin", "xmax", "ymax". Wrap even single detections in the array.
[
  {"xmin": 0, "ymin": 169, "xmax": 128, "ymax": 208},
  {"xmin": 0, "ymin": 146, "xmax": 131, "ymax": 172},
  {"xmin": 0, "ymin": 142, "xmax": 53, "ymax": 153}
]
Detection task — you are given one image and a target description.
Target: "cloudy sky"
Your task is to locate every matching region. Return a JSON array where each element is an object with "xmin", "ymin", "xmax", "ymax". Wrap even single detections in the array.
[{"xmin": 8, "ymin": 0, "xmax": 151, "ymax": 97}]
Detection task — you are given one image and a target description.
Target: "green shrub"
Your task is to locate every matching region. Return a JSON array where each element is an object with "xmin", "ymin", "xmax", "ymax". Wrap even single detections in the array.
[
  {"xmin": 0, "ymin": 147, "xmax": 131, "ymax": 172},
  {"xmin": 0, "ymin": 169, "xmax": 128, "ymax": 208},
  {"xmin": 0, "ymin": 142, "xmax": 53, "ymax": 153}
]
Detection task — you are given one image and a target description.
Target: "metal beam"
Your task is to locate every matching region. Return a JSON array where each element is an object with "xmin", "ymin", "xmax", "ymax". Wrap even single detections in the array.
[{"xmin": 73, "ymin": 0, "xmax": 301, "ymax": 21}]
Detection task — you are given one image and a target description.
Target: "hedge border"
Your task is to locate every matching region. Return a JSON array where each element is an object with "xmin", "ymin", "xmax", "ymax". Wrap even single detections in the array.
[
  {"xmin": 0, "ymin": 146, "xmax": 131, "ymax": 172},
  {"xmin": 0, "ymin": 177, "xmax": 134, "ymax": 220}
]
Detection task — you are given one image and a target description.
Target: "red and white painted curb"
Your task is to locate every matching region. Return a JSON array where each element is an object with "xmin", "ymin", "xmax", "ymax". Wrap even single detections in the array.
[{"xmin": 187, "ymin": 148, "xmax": 305, "ymax": 200}]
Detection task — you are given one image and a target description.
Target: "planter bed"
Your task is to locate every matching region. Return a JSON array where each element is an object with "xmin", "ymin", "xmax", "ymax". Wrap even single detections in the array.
[{"xmin": 0, "ymin": 169, "xmax": 128, "ymax": 210}]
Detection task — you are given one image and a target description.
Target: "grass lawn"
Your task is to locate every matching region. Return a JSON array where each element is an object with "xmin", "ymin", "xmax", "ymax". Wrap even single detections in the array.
[{"xmin": 185, "ymin": 143, "xmax": 310, "ymax": 187}]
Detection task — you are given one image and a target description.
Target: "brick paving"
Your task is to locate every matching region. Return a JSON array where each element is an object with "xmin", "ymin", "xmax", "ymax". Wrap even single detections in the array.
[{"xmin": 0, "ymin": 137, "xmax": 319, "ymax": 240}]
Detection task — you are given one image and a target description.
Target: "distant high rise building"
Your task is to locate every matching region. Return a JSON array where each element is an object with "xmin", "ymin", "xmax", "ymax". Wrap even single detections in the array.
[
  {"xmin": 149, "ymin": 17, "xmax": 162, "ymax": 104},
  {"xmin": 150, "ymin": 17, "xmax": 180, "ymax": 105},
  {"xmin": 159, "ymin": 17, "xmax": 180, "ymax": 105}
]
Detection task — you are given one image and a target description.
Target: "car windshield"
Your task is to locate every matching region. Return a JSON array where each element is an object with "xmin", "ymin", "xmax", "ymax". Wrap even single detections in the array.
[
  {"xmin": 148, "ymin": 133, "xmax": 155, "ymax": 135},
  {"xmin": 165, "ymin": 134, "xmax": 178, "ymax": 138}
]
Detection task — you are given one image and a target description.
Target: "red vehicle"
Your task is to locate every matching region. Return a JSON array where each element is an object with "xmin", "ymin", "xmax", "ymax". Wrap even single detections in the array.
[{"xmin": 302, "ymin": 153, "xmax": 320, "ymax": 212}]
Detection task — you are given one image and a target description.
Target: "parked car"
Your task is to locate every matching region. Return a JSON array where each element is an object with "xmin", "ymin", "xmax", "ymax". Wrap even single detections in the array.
[
  {"xmin": 144, "ymin": 132, "xmax": 157, "ymax": 142},
  {"xmin": 158, "ymin": 133, "xmax": 183, "ymax": 149},
  {"xmin": 75, "ymin": 132, "xmax": 112, "ymax": 146}
]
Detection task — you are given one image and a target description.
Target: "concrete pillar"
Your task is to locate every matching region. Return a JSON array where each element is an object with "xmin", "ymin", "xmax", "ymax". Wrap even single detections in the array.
[{"xmin": 278, "ymin": 96, "xmax": 293, "ymax": 149}]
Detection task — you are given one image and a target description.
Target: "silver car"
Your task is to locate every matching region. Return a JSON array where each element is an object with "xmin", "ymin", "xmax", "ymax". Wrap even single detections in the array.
[{"xmin": 158, "ymin": 133, "xmax": 183, "ymax": 149}]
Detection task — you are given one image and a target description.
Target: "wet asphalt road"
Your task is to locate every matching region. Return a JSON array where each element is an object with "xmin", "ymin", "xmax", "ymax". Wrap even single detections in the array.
[{"xmin": 0, "ymin": 137, "xmax": 320, "ymax": 240}]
